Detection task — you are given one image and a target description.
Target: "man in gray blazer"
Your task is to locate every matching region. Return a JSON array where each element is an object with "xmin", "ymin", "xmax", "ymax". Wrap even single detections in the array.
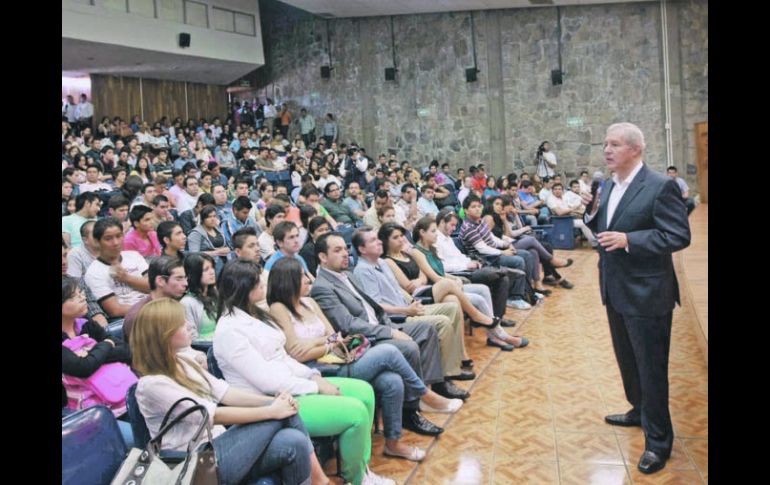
[
  {"xmin": 583, "ymin": 122, "xmax": 691, "ymax": 474},
  {"xmin": 310, "ymin": 232, "xmax": 469, "ymax": 435}
]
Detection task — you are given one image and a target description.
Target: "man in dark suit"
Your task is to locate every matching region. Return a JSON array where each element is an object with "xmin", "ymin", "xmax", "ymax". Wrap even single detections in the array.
[
  {"xmin": 310, "ymin": 232, "xmax": 469, "ymax": 436},
  {"xmin": 582, "ymin": 122, "xmax": 691, "ymax": 474}
]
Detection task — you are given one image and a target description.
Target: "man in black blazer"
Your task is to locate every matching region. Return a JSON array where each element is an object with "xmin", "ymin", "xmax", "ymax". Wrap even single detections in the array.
[{"xmin": 582, "ymin": 122, "xmax": 691, "ymax": 474}]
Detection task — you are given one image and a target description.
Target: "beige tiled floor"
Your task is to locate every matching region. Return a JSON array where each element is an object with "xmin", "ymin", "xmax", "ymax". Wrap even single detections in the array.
[{"xmin": 333, "ymin": 238, "xmax": 708, "ymax": 484}]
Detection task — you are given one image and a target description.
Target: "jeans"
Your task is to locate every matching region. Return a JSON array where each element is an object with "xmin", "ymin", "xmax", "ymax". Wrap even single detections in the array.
[
  {"xmin": 62, "ymin": 407, "xmax": 135, "ymax": 449},
  {"xmin": 213, "ymin": 414, "xmax": 312, "ymax": 485},
  {"xmin": 537, "ymin": 207, "xmax": 551, "ymax": 224},
  {"xmin": 513, "ymin": 248, "xmax": 536, "ymax": 284},
  {"xmin": 496, "ymin": 254, "xmax": 528, "ymax": 299},
  {"xmin": 514, "ymin": 235, "xmax": 557, "ymax": 281},
  {"xmin": 334, "ymin": 343, "xmax": 427, "ymax": 440},
  {"xmin": 296, "ymin": 378, "xmax": 373, "ymax": 484}
]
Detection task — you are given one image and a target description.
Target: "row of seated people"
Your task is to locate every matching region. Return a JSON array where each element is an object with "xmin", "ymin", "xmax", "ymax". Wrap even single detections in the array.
[
  {"xmin": 62, "ymin": 115, "xmax": 579, "ymax": 484},
  {"xmin": 64, "ymin": 204, "xmax": 573, "ymax": 483}
]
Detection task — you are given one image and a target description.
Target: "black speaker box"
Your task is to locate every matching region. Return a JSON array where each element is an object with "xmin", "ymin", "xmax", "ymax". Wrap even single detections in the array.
[
  {"xmin": 465, "ymin": 68, "xmax": 478, "ymax": 82},
  {"xmin": 551, "ymin": 69, "xmax": 563, "ymax": 85},
  {"xmin": 321, "ymin": 66, "xmax": 331, "ymax": 78},
  {"xmin": 385, "ymin": 68, "xmax": 397, "ymax": 81},
  {"xmin": 179, "ymin": 33, "xmax": 191, "ymax": 48}
]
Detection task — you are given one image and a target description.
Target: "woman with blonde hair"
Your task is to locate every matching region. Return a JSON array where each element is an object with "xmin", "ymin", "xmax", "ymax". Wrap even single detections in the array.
[{"xmin": 131, "ymin": 297, "xmax": 329, "ymax": 485}]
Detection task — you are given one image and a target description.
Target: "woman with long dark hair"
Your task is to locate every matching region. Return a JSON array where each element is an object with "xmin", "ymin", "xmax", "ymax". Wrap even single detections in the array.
[
  {"xmin": 378, "ymin": 223, "xmax": 498, "ymax": 328},
  {"xmin": 214, "ymin": 259, "xmax": 393, "ymax": 484},
  {"xmin": 268, "ymin": 258, "xmax": 461, "ymax": 464},
  {"xmin": 181, "ymin": 253, "xmax": 218, "ymax": 341},
  {"xmin": 411, "ymin": 216, "xmax": 529, "ymax": 349},
  {"xmin": 130, "ymin": 156, "xmax": 153, "ymax": 184},
  {"xmin": 188, "ymin": 205, "xmax": 230, "ymax": 274}
]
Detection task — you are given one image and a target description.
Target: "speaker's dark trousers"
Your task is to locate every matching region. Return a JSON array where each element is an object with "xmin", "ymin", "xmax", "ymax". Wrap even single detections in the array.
[{"xmin": 606, "ymin": 298, "xmax": 674, "ymax": 458}]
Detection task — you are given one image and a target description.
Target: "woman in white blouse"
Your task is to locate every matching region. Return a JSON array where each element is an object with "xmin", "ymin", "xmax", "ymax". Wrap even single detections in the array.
[{"xmin": 131, "ymin": 297, "xmax": 330, "ymax": 485}]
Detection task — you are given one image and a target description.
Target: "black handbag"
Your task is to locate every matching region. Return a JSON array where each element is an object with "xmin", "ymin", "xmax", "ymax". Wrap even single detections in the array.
[{"xmin": 111, "ymin": 398, "xmax": 219, "ymax": 485}]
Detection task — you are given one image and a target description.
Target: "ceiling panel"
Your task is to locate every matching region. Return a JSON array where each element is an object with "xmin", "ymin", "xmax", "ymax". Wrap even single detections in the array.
[
  {"xmin": 281, "ymin": 0, "xmax": 653, "ymax": 18},
  {"xmin": 62, "ymin": 38, "xmax": 260, "ymax": 85}
]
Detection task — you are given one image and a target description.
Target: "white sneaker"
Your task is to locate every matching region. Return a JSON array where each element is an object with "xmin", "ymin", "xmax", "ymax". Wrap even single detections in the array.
[
  {"xmin": 420, "ymin": 398, "xmax": 463, "ymax": 413},
  {"xmin": 507, "ymin": 298, "xmax": 531, "ymax": 310},
  {"xmin": 363, "ymin": 467, "xmax": 396, "ymax": 485}
]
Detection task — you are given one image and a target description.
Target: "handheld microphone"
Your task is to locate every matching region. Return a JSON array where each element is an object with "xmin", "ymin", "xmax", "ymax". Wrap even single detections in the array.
[{"xmin": 589, "ymin": 179, "xmax": 601, "ymax": 214}]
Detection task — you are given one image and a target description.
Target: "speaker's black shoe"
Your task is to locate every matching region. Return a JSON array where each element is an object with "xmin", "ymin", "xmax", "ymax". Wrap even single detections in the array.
[
  {"xmin": 433, "ymin": 380, "xmax": 470, "ymax": 400},
  {"xmin": 402, "ymin": 409, "xmax": 444, "ymax": 436},
  {"xmin": 604, "ymin": 411, "xmax": 642, "ymax": 427},
  {"xmin": 637, "ymin": 450, "xmax": 667, "ymax": 474}
]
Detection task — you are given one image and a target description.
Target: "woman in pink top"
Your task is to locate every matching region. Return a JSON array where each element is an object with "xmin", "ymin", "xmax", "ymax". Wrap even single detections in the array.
[{"xmin": 123, "ymin": 205, "xmax": 162, "ymax": 258}]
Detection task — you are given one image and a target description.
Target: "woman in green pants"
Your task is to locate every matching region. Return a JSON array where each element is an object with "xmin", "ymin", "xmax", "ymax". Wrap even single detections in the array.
[{"xmin": 213, "ymin": 258, "xmax": 394, "ymax": 485}]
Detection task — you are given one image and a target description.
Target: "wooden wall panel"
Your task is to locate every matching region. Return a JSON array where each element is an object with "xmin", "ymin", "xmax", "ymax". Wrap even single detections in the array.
[
  {"xmin": 141, "ymin": 78, "xmax": 188, "ymax": 124},
  {"xmin": 91, "ymin": 75, "xmax": 227, "ymax": 125},
  {"xmin": 187, "ymin": 82, "xmax": 227, "ymax": 122},
  {"xmin": 91, "ymin": 75, "xmax": 142, "ymax": 125}
]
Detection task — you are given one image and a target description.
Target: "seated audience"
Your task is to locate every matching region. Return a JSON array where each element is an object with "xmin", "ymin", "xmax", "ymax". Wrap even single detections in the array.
[
  {"xmin": 131, "ymin": 297, "xmax": 327, "ymax": 485},
  {"xmin": 214, "ymin": 259, "xmax": 396, "ymax": 484}
]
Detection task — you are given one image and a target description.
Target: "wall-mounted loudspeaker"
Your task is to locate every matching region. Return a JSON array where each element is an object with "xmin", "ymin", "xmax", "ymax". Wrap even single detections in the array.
[
  {"xmin": 465, "ymin": 68, "xmax": 479, "ymax": 83},
  {"xmin": 551, "ymin": 69, "xmax": 563, "ymax": 85},
  {"xmin": 179, "ymin": 33, "xmax": 191, "ymax": 48},
  {"xmin": 321, "ymin": 66, "xmax": 331, "ymax": 78},
  {"xmin": 385, "ymin": 68, "xmax": 397, "ymax": 81}
]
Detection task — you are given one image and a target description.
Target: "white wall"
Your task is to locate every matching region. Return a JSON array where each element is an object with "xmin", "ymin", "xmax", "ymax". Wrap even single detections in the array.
[{"xmin": 62, "ymin": 0, "xmax": 264, "ymax": 65}]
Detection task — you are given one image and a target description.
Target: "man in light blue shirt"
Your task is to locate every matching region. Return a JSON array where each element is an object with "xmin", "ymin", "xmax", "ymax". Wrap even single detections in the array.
[
  {"xmin": 298, "ymin": 108, "xmax": 316, "ymax": 147},
  {"xmin": 173, "ymin": 146, "xmax": 193, "ymax": 171},
  {"xmin": 263, "ymin": 221, "xmax": 312, "ymax": 279},
  {"xmin": 351, "ymin": 227, "xmax": 468, "ymax": 380},
  {"xmin": 342, "ymin": 181, "xmax": 368, "ymax": 221},
  {"xmin": 416, "ymin": 185, "xmax": 439, "ymax": 218}
]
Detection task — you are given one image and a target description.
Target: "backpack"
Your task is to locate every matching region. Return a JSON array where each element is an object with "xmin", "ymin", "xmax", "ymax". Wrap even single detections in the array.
[{"xmin": 62, "ymin": 319, "xmax": 137, "ymax": 416}]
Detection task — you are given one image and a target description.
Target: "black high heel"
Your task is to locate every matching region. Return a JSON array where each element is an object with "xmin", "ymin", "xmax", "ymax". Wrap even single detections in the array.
[
  {"xmin": 470, "ymin": 316, "xmax": 500, "ymax": 328},
  {"xmin": 461, "ymin": 359, "xmax": 474, "ymax": 369}
]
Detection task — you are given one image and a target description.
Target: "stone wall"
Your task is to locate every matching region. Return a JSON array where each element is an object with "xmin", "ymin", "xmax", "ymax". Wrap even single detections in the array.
[{"xmin": 253, "ymin": 0, "xmax": 707, "ymax": 191}]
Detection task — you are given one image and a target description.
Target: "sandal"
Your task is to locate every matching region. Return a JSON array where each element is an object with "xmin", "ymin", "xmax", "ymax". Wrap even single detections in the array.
[
  {"xmin": 559, "ymin": 279, "xmax": 574, "ymax": 289},
  {"xmin": 553, "ymin": 258, "xmax": 574, "ymax": 268},
  {"xmin": 383, "ymin": 445, "xmax": 426, "ymax": 462}
]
